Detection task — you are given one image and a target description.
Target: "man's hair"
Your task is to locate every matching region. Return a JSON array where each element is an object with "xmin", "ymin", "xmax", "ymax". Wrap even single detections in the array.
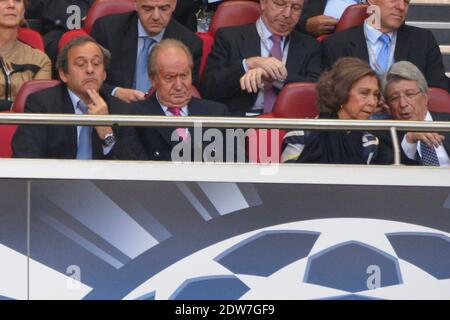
[
  {"xmin": 56, "ymin": 35, "xmax": 111, "ymax": 74},
  {"xmin": 381, "ymin": 61, "xmax": 428, "ymax": 97},
  {"xmin": 317, "ymin": 57, "xmax": 379, "ymax": 113},
  {"xmin": 148, "ymin": 39, "xmax": 193, "ymax": 77}
]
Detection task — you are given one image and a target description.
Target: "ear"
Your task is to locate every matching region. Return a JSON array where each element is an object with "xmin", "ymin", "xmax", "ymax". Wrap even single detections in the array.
[
  {"xmin": 58, "ymin": 69, "xmax": 68, "ymax": 84},
  {"xmin": 260, "ymin": 0, "xmax": 267, "ymax": 11}
]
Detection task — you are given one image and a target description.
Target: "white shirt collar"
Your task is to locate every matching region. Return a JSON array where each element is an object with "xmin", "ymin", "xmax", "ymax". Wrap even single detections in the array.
[
  {"xmin": 364, "ymin": 21, "xmax": 394, "ymax": 45},
  {"xmin": 67, "ymin": 88, "xmax": 82, "ymax": 112},
  {"xmin": 156, "ymin": 92, "xmax": 188, "ymax": 116}
]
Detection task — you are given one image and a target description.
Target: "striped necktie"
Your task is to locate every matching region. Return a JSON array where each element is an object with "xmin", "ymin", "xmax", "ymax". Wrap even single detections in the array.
[{"xmin": 76, "ymin": 100, "xmax": 92, "ymax": 159}]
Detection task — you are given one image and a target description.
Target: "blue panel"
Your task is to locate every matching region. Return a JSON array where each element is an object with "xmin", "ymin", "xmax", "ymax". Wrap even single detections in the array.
[
  {"xmin": 320, "ymin": 294, "xmax": 383, "ymax": 300},
  {"xmin": 135, "ymin": 291, "xmax": 155, "ymax": 300},
  {"xmin": 170, "ymin": 275, "xmax": 249, "ymax": 300},
  {"xmin": 305, "ymin": 241, "xmax": 402, "ymax": 292},
  {"xmin": 387, "ymin": 232, "xmax": 450, "ymax": 279},
  {"xmin": 215, "ymin": 231, "xmax": 320, "ymax": 276}
]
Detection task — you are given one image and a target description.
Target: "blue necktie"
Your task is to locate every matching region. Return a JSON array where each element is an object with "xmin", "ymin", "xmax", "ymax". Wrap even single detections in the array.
[
  {"xmin": 135, "ymin": 37, "xmax": 154, "ymax": 93},
  {"xmin": 420, "ymin": 143, "xmax": 440, "ymax": 166},
  {"xmin": 76, "ymin": 101, "xmax": 92, "ymax": 160},
  {"xmin": 377, "ymin": 33, "xmax": 391, "ymax": 74}
]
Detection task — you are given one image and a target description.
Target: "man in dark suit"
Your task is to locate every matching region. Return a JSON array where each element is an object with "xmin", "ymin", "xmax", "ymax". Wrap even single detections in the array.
[
  {"xmin": 382, "ymin": 61, "xmax": 450, "ymax": 166},
  {"xmin": 90, "ymin": 0, "xmax": 203, "ymax": 104},
  {"xmin": 12, "ymin": 36, "xmax": 145, "ymax": 160},
  {"xmin": 201, "ymin": 0, "xmax": 321, "ymax": 117},
  {"xmin": 132, "ymin": 39, "xmax": 243, "ymax": 162},
  {"xmin": 322, "ymin": 0, "xmax": 448, "ymax": 90}
]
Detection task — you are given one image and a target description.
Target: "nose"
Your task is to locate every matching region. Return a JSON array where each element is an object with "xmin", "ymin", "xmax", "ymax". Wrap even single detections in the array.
[
  {"xmin": 173, "ymin": 75, "xmax": 183, "ymax": 90},
  {"xmin": 281, "ymin": 5, "xmax": 293, "ymax": 17},
  {"xmin": 397, "ymin": 94, "xmax": 410, "ymax": 108},
  {"xmin": 395, "ymin": 0, "xmax": 407, "ymax": 11},
  {"xmin": 6, "ymin": 0, "xmax": 15, "ymax": 7},
  {"xmin": 368, "ymin": 94, "xmax": 377, "ymax": 108},
  {"xmin": 152, "ymin": 8, "xmax": 161, "ymax": 20},
  {"xmin": 86, "ymin": 62, "xmax": 94, "ymax": 74}
]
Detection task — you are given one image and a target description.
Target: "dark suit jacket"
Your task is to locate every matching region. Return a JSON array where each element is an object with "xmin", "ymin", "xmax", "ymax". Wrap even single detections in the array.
[
  {"xmin": 90, "ymin": 11, "xmax": 203, "ymax": 92},
  {"xmin": 173, "ymin": 0, "xmax": 198, "ymax": 32},
  {"xmin": 132, "ymin": 94, "xmax": 241, "ymax": 162},
  {"xmin": 296, "ymin": 0, "xmax": 327, "ymax": 34},
  {"xmin": 322, "ymin": 24, "xmax": 448, "ymax": 90},
  {"xmin": 12, "ymin": 84, "xmax": 146, "ymax": 160},
  {"xmin": 200, "ymin": 23, "xmax": 322, "ymax": 116}
]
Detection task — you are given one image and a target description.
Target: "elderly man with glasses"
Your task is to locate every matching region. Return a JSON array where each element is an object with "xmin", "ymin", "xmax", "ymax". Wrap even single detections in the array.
[
  {"xmin": 383, "ymin": 61, "xmax": 450, "ymax": 166},
  {"xmin": 201, "ymin": 0, "xmax": 321, "ymax": 117}
]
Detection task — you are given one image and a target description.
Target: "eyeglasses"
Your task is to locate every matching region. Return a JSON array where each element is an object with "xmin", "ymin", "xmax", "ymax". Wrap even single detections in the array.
[
  {"xmin": 387, "ymin": 90, "xmax": 422, "ymax": 104},
  {"xmin": 271, "ymin": 0, "xmax": 303, "ymax": 14}
]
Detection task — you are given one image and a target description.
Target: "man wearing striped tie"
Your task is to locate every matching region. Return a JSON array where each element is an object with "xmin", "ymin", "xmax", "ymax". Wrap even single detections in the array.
[
  {"xmin": 382, "ymin": 61, "xmax": 450, "ymax": 167},
  {"xmin": 12, "ymin": 36, "xmax": 145, "ymax": 160}
]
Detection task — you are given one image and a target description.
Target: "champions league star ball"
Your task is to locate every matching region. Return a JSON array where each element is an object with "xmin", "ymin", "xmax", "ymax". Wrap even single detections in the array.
[{"xmin": 124, "ymin": 219, "xmax": 450, "ymax": 300}]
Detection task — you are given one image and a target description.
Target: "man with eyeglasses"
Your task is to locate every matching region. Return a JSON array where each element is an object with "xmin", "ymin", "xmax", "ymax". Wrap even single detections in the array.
[
  {"xmin": 201, "ymin": 0, "xmax": 321, "ymax": 116},
  {"xmin": 382, "ymin": 61, "xmax": 450, "ymax": 166},
  {"xmin": 322, "ymin": 0, "xmax": 448, "ymax": 91}
]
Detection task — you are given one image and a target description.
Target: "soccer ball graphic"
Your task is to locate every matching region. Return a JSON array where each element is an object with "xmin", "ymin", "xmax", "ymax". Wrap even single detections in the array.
[{"xmin": 124, "ymin": 219, "xmax": 450, "ymax": 300}]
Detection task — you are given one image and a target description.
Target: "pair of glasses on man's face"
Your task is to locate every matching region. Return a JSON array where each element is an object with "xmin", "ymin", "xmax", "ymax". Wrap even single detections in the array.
[
  {"xmin": 270, "ymin": 0, "xmax": 303, "ymax": 14},
  {"xmin": 387, "ymin": 90, "xmax": 422, "ymax": 104}
]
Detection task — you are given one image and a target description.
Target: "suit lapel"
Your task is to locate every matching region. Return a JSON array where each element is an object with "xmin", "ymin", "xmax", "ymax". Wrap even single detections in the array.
[
  {"xmin": 286, "ymin": 32, "xmax": 305, "ymax": 75},
  {"xmin": 121, "ymin": 13, "xmax": 139, "ymax": 88},
  {"xmin": 146, "ymin": 95, "xmax": 180, "ymax": 147},
  {"xmin": 349, "ymin": 26, "xmax": 370, "ymax": 62},
  {"xmin": 394, "ymin": 25, "xmax": 410, "ymax": 62},
  {"xmin": 239, "ymin": 24, "xmax": 261, "ymax": 59}
]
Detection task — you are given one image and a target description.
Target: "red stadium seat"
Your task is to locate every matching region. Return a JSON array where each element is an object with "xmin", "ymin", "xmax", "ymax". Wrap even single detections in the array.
[
  {"xmin": 335, "ymin": 3, "xmax": 369, "ymax": 33},
  {"xmin": 196, "ymin": 31, "xmax": 215, "ymax": 79},
  {"xmin": 428, "ymin": 87, "xmax": 450, "ymax": 113},
  {"xmin": 58, "ymin": 29, "xmax": 89, "ymax": 52},
  {"xmin": 83, "ymin": 0, "xmax": 136, "ymax": 34},
  {"xmin": 208, "ymin": 0, "xmax": 261, "ymax": 38},
  {"xmin": 317, "ymin": 3, "xmax": 369, "ymax": 41},
  {"xmin": 13, "ymin": 80, "xmax": 61, "ymax": 113},
  {"xmin": 272, "ymin": 82, "xmax": 319, "ymax": 119},
  {"xmin": 198, "ymin": 1, "xmax": 261, "ymax": 78},
  {"xmin": 0, "ymin": 118, "xmax": 17, "ymax": 158},
  {"xmin": 250, "ymin": 83, "xmax": 319, "ymax": 163},
  {"xmin": 17, "ymin": 28, "xmax": 45, "ymax": 52}
]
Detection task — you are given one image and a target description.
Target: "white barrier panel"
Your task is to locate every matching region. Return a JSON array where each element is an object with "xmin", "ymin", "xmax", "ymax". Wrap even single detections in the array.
[{"xmin": 0, "ymin": 159, "xmax": 449, "ymax": 300}]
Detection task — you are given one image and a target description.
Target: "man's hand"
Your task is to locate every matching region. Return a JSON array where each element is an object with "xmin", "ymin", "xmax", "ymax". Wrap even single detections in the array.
[
  {"xmin": 374, "ymin": 95, "xmax": 391, "ymax": 115},
  {"xmin": 114, "ymin": 87, "xmax": 146, "ymax": 103},
  {"xmin": 405, "ymin": 132, "xmax": 445, "ymax": 148},
  {"xmin": 306, "ymin": 15, "xmax": 338, "ymax": 37},
  {"xmin": 245, "ymin": 57, "xmax": 287, "ymax": 82},
  {"xmin": 86, "ymin": 89, "xmax": 114, "ymax": 140},
  {"xmin": 240, "ymin": 68, "xmax": 269, "ymax": 93}
]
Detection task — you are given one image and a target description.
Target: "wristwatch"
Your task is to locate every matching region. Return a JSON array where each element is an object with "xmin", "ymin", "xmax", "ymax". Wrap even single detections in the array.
[{"xmin": 102, "ymin": 132, "xmax": 116, "ymax": 147}]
